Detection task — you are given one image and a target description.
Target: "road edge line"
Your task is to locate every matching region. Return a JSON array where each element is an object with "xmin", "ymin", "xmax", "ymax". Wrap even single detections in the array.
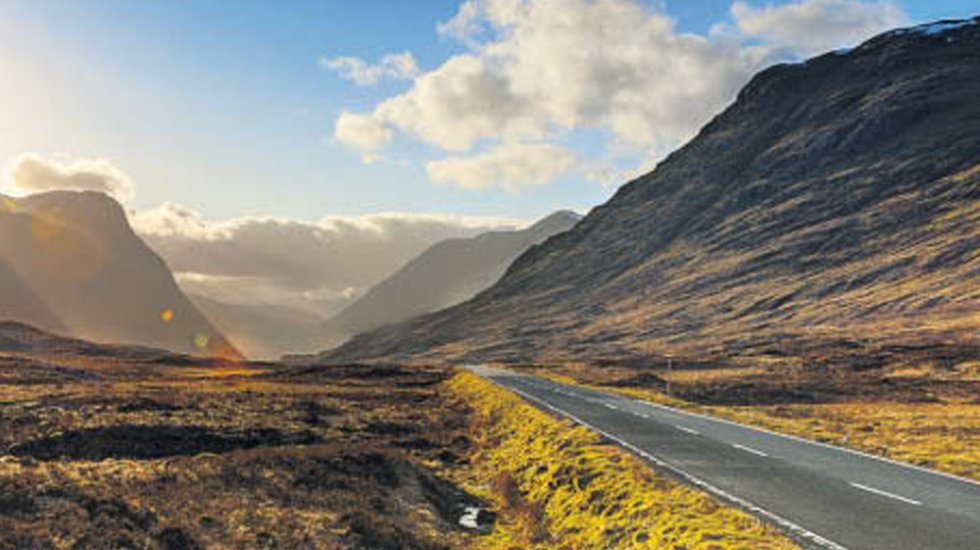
[
  {"xmin": 488, "ymin": 376, "xmax": 851, "ymax": 550},
  {"xmin": 524, "ymin": 369, "xmax": 980, "ymax": 491}
]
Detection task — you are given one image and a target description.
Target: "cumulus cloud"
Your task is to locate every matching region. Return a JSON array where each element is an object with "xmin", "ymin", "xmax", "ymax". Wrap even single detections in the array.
[
  {"xmin": 320, "ymin": 51, "xmax": 420, "ymax": 85},
  {"xmin": 3, "ymin": 153, "xmax": 135, "ymax": 203},
  {"xmin": 334, "ymin": 111, "xmax": 393, "ymax": 163},
  {"xmin": 427, "ymin": 143, "xmax": 577, "ymax": 191},
  {"xmin": 332, "ymin": 0, "xmax": 908, "ymax": 188},
  {"xmin": 334, "ymin": 0, "xmax": 772, "ymax": 168},
  {"xmin": 374, "ymin": 54, "xmax": 540, "ymax": 152},
  {"xmin": 436, "ymin": 0, "xmax": 484, "ymax": 46},
  {"xmin": 731, "ymin": 0, "xmax": 907, "ymax": 55},
  {"xmin": 131, "ymin": 203, "xmax": 525, "ymax": 314}
]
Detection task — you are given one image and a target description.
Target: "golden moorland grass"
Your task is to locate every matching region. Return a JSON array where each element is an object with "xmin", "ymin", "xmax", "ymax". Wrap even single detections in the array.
[{"xmin": 445, "ymin": 371, "xmax": 801, "ymax": 550}]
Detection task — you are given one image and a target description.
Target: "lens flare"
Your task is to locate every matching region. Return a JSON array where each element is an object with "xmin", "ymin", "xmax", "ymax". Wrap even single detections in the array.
[{"xmin": 194, "ymin": 333, "xmax": 210, "ymax": 349}]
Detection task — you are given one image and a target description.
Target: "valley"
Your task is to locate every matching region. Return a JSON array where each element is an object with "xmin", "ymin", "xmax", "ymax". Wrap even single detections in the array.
[{"xmin": 1, "ymin": 7, "xmax": 978, "ymax": 550}]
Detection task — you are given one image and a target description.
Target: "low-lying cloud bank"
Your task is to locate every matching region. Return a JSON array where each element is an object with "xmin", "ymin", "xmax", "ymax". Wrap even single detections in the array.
[
  {"xmin": 132, "ymin": 203, "xmax": 524, "ymax": 315},
  {"xmin": 4, "ymin": 153, "xmax": 526, "ymax": 317},
  {"xmin": 330, "ymin": 0, "xmax": 907, "ymax": 190}
]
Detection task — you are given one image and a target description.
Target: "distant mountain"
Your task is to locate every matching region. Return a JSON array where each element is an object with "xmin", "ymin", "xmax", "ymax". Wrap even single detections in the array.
[
  {"xmin": 319, "ymin": 210, "xmax": 581, "ymax": 348},
  {"xmin": 0, "ymin": 258, "xmax": 65, "ymax": 334},
  {"xmin": 0, "ymin": 191, "xmax": 241, "ymax": 359},
  {"xmin": 188, "ymin": 294, "xmax": 326, "ymax": 360},
  {"xmin": 321, "ymin": 18, "xmax": 980, "ymax": 365}
]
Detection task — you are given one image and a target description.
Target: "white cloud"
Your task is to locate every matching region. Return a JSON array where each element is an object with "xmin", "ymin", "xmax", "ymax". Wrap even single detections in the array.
[
  {"xmin": 374, "ymin": 54, "xmax": 540, "ymax": 152},
  {"xmin": 332, "ymin": 0, "xmax": 907, "ymax": 189},
  {"xmin": 3, "ymin": 153, "xmax": 135, "ymax": 203},
  {"xmin": 173, "ymin": 272, "xmax": 359, "ymax": 316},
  {"xmin": 320, "ymin": 51, "xmax": 420, "ymax": 86},
  {"xmin": 131, "ymin": 203, "xmax": 526, "ymax": 314},
  {"xmin": 437, "ymin": 0, "xmax": 484, "ymax": 46},
  {"xmin": 427, "ymin": 143, "xmax": 577, "ymax": 191},
  {"xmin": 333, "ymin": 111, "xmax": 392, "ymax": 163},
  {"xmin": 732, "ymin": 0, "xmax": 907, "ymax": 56}
]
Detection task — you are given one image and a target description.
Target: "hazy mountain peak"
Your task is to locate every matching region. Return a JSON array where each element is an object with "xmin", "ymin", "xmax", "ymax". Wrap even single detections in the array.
[
  {"xmin": 0, "ymin": 191, "xmax": 241, "ymax": 359},
  {"xmin": 313, "ymin": 209, "xmax": 582, "ymax": 351},
  {"xmin": 529, "ymin": 210, "xmax": 583, "ymax": 232}
]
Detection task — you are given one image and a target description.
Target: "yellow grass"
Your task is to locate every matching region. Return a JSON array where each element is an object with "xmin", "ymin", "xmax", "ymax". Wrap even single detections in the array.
[{"xmin": 445, "ymin": 371, "xmax": 801, "ymax": 550}]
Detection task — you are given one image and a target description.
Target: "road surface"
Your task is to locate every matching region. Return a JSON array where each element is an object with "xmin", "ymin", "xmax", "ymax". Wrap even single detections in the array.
[{"xmin": 468, "ymin": 365, "xmax": 980, "ymax": 550}]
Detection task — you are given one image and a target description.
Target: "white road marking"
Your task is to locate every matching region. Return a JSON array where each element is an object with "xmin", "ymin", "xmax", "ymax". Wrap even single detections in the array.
[
  {"xmin": 675, "ymin": 425, "xmax": 701, "ymax": 435},
  {"xmin": 497, "ymin": 380, "xmax": 851, "ymax": 550},
  {"xmin": 623, "ymin": 388, "xmax": 980, "ymax": 491},
  {"xmin": 849, "ymin": 483, "xmax": 922, "ymax": 506},
  {"xmin": 603, "ymin": 403, "xmax": 618, "ymax": 410},
  {"xmin": 635, "ymin": 412, "xmax": 650, "ymax": 419},
  {"xmin": 731, "ymin": 443, "xmax": 769, "ymax": 457}
]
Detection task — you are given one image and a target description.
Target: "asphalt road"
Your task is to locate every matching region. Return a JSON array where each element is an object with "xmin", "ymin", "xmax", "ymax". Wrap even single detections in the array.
[{"xmin": 468, "ymin": 365, "xmax": 980, "ymax": 550}]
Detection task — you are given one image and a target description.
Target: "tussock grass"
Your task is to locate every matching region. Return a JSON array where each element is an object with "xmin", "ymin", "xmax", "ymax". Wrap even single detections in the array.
[
  {"xmin": 446, "ymin": 371, "xmax": 801, "ymax": 550},
  {"xmin": 0, "ymin": 355, "xmax": 480, "ymax": 550}
]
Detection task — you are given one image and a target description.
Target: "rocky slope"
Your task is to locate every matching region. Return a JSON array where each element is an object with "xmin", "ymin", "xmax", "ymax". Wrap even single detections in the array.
[
  {"xmin": 0, "ymin": 191, "xmax": 241, "ymax": 359},
  {"xmin": 320, "ymin": 210, "xmax": 581, "ymax": 348},
  {"xmin": 321, "ymin": 18, "xmax": 980, "ymax": 366}
]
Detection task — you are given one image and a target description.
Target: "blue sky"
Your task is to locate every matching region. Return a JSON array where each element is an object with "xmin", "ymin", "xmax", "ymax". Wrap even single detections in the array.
[{"xmin": 0, "ymin": 0, "xmax": 976, "ymax": 223}]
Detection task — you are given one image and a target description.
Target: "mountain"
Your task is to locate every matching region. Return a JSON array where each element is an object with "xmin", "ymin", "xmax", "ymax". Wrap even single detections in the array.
[
  {"xmin": 320, "ymin": 18, "xmax": 980, "ymax": 366},
  {"xmin": 319, "ymin": 210, "xmax": 581, "ymax": 348},
  {"xmin": 0, "ymin": 258, "xmax": 66, "ymax": 334},
  {"xmin": 188, "ymin": 294, "xmax": 326, "ymax": 360},
  {"xmin": 0, "ymin": 191, "xmax": 242, "ymax": 359}
]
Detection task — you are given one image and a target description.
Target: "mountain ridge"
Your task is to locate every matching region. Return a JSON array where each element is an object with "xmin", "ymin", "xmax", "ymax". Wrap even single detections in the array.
[{"xmin": 318, "ymin": 16, "xmax": 980, "ymax": 366}]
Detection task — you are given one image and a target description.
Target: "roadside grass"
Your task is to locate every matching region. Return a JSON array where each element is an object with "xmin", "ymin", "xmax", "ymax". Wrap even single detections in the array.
[{"xmin": 445, "ymin": 371, "xmax": 801, "ymax": 550}]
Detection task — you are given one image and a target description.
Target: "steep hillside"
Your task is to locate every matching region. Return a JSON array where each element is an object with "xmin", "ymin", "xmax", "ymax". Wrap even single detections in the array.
[
  {"xmin": 320, "ymin": 210, "xmax": 581, "ymax": 347},
  {"xmin": 323, "ymin": 18, "xmax": 980, "ymax": 366},
  {"xmin": 0, "ymin": 191, "xmax": 241, "ymax": 359},
  {"xmin": 0, "ymin": 259, "xmax": 65, "ymax": 334},
  {"xmin": 189, "ymin": 294, "xmax": 326, "ymax": 360}
]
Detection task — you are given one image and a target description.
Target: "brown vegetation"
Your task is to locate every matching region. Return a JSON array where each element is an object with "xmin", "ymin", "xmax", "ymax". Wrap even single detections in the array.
[{"xmin": 0, "ymin": 333, "xmax": 487, "ymax": 550}]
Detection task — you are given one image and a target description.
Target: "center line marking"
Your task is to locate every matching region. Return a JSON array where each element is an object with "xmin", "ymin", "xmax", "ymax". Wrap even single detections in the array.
[
  {"xmin": 675, "ymin": 425, "xmax": 700, "ymax": 435},
  {"xmin": 732, "ymin": 443, "xmax": 769, "ymax": 457},
  {"xmin": 849, "ymin": 483, "xmax": 922, "ymax": 506}
]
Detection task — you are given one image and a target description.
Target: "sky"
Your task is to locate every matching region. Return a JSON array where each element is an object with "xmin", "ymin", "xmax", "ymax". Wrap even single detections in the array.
[{"xmin": 1, "ymin": 0, "xmax": 977, "ymax": 312}]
